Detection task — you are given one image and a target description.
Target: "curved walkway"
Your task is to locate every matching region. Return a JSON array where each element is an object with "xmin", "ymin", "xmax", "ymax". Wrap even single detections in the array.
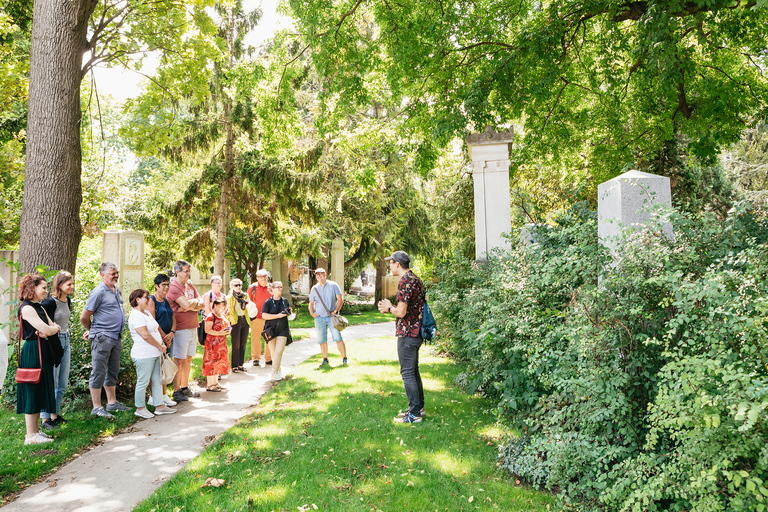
[{"xmin": 1, "ymin": 322, "xmax": 394, "ymax": 512}]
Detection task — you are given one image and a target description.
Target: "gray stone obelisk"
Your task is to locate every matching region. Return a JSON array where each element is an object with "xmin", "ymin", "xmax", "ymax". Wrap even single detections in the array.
[
  {"xmin": 466, "ymin": 127, "xmax": 515, "ymax": 260},
  {"xmin": 598, "ymin": 170, "xmax": 673, "ymax": 255}
]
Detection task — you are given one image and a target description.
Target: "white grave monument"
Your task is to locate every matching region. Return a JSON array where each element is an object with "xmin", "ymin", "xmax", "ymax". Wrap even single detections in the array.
[
  {"xmin": 330, "ymin": 238, "xmax": 344, "ymax": 288},
  {"xmin": 0, "ymin": 250, "xmax": 20, "ymax": 342},
  {"xmin": 466, "ymin": 126, "xmax": 515, "ymax": 260},
  {"xmin": 102, "ymin": 230, "xmax": 144, "ymax": 305},
  {"xmin": 598, "ymin": 170, "xmax": 673, "ymax": 255}
]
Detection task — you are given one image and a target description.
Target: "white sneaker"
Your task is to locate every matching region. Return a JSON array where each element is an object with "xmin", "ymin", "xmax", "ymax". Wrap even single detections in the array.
[
  {"xmin": 271, "ymin": 371, "xmax": 282, "ymax": 381},
  {"xmin": 135, "ymin": 408, "xmax": 155, "ymax": 419},
  {"xmin": 259, "ymin": 356, "xmax": 266, "ymax": 368},
  {"xmin": 162, "ymin": 395, "xmax": 177, "ymax": 407},
  {"xmin": 153, "ymin": 406, "xmax": 177, "ymax": 415},
  {"xmin": 25, "ymin": 432, "xmax": 53, "ymax": 445}
]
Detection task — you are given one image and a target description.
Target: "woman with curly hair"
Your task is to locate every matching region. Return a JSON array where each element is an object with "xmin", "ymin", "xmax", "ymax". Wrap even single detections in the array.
[{"xmin": 17, "ymin": 273, "xmax": 60, "ymax": 445}]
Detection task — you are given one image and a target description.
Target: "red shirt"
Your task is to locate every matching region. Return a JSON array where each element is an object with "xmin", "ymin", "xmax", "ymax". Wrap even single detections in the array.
[
  {"xmin": 247, "ymin": 282, "xmax": 272, "ymax": 319},
  {"xmin": 167, "ymin": 279, "xmax": 200, "ymax": 330}
]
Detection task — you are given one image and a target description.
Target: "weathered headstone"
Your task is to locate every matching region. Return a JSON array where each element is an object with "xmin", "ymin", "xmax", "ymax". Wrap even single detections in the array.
[
  {"xmin": 0, "ymin": 250, "xmax": 20, "ymax": 342},
  {"xmin": 269, "ymin": 254, "xmax": 292, "ymax": 305},
  {"xmin": 189, "ymin": 259, "xmax": 231, "ymax": 296},
  {"xmin": 330, "ymin": 238, "xmax": 344, "ymax": 287},
  {"xmin": 598, "ymin": 170, "xmax": 673, "ymax": 254},
  {"xmin": 101, "ymin": 230, "xmax": 144, "ymax": 304},
  {"xmin": 466, "ymin": 126, "xmax": 515, "ymax": 260}
]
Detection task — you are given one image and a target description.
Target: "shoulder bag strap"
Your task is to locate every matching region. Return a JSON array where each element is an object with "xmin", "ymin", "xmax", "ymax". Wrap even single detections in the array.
[
  {"xmin": 311, "ymin": 285, "xmax": 332, "ymax": 315},
  {"xmin": 17, "ymin": 308, "xmax": 43, "ymax": 369}
]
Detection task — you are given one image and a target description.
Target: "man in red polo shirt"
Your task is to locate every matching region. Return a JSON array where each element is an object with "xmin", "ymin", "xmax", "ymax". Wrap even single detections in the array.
[{"xmin": 247, "ymin": 269, "xmax": 273, "ymax": 367}]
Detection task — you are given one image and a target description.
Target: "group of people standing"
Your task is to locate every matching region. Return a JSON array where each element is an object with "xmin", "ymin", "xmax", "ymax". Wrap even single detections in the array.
[
  {"xmin": 12, "ymin": 258, "xmax": 355, "ymax": 444},
  {"xmin": 12, "ymin": 250, "xmax": 426, "ymax": 445}
]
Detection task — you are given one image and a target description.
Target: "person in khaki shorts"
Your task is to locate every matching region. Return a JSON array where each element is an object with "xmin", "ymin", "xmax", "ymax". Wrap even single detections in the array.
[{"xmin": 247, "ymin": 269, "xmax": 272, "ymax": 367}]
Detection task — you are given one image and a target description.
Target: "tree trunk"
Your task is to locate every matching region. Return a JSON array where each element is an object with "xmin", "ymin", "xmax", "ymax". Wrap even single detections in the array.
[
  {"xmin": 20, "ymin": 0, "xmax": 98, "ymax": 273},
  {"xmin": 214, "ymin": 174, "xmax": 229, "ymax": 277},
  {"xmin": 375, "ymin": 257, "xmax": 386, "ymax": 303}
]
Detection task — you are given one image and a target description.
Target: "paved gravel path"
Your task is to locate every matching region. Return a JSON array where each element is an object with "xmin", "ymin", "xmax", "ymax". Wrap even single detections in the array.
[{"xmin": 1, "ymin": 322, "xmax": 394, "ymax": 512}]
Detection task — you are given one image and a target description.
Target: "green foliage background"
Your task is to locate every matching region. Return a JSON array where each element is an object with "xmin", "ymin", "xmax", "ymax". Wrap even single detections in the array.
[{"xmin": 430, "ymin": 203, "xmax": 768, "ymax": 510}]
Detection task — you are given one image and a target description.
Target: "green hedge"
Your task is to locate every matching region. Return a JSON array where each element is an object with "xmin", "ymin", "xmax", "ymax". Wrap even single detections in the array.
[{"xmin": 430, "ymin": 202, "xmax": 768, "ymax": 511}]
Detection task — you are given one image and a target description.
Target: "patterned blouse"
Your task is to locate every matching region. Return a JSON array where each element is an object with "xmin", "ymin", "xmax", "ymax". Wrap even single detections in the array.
[{"xmin": 395, "ymin": 270, "xmax": 426, "ymax": 338}]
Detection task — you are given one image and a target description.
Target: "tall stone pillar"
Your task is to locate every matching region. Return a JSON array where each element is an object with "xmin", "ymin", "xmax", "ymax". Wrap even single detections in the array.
[
  {"xmin": 269, "ymin": 253, "xmax": 292, "ymax": 304},
  {"xmin": 330, "ymin": 238, "xmax": 344, "ymax": 289},
  {"xmin": 0, "ymin": 250, "xmax": 20, "ymax": 343},
  {"xmin": 101, "ymin": 230, "xmax": 144, "ymax": 307},
  {"xmin": 598, "ymin": 170, "xmax": 673, "ymax": 255},
  {"xmin": 466, "ymin": 127, "xmax": 515, "ymax": 260}
]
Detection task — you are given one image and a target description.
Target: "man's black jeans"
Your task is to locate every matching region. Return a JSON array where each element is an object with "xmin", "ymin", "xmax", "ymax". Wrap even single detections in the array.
[{"xmin": 397, "ymin": 336, "xmax": 424, "ymax": 416}]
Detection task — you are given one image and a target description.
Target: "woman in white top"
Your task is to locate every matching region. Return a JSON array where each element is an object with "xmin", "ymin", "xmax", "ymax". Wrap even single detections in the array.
[
  {"xmin": 128, "ymin": 289, "xmax": 177, "ymax": 419},
  {"xmin": 203, "ymin": 275, "xmax": 227, "ymax": 316}
]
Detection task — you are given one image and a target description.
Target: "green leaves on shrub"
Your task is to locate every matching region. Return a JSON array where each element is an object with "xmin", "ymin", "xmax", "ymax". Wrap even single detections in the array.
[{"xmin": 432, "ymin": 202, "xmax": 768, "ymax": 511}]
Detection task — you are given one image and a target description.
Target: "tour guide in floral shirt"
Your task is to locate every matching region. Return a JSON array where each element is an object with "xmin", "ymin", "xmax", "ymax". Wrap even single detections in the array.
[{"xmin": 377, "ymin": 251, "xmax": 426, "ymax": 424}]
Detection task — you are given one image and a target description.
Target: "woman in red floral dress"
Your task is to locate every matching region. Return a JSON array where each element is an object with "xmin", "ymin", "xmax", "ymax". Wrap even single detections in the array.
[{"xmin": 202, "ymin": 296, "xmax": 231, "ymax": 391}]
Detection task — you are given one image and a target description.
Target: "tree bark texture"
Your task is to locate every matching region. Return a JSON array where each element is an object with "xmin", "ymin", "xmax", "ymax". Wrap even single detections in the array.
[
  {"xmin": 21, "ymin": 0, "xmax": 98, "ymax": 273},
  {"xmin": 375, "ymin": 257, "xmax": 386, "ymax": 303}
]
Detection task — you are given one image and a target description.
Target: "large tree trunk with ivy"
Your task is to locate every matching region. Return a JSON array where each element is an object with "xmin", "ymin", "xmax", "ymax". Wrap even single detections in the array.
[{"xmin": 20, "ymin": 0, "xmax": 97, "ymax": 273}]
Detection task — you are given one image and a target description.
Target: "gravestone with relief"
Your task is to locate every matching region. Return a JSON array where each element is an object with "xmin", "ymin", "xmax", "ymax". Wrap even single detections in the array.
[{"xmin": 101, "ymin": 230, "xmax": 144, "ymax": 307}]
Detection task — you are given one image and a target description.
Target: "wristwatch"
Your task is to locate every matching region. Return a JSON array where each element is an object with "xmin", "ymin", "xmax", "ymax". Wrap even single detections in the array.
[{"xmin": 388, "ymin": 306, "xmax": 393, "ymax": 313}]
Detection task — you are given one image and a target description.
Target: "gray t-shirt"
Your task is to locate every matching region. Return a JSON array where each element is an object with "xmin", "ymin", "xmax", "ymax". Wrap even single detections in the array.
[
  {"xmin": 84, "ymin": 282, "xmax": 125, "ymax": 338},
  {"xmin": 53, "ymin": 297, "xmax": 70, "ymax": 334}
]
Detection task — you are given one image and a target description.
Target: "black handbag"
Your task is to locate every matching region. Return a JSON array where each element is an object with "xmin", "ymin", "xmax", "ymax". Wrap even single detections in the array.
[{"xmin": 261, "ymin": 325, "xmax": 276, "ymax": 342}]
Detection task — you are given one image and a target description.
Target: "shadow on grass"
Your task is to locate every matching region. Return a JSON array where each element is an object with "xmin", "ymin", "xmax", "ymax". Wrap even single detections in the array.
[{"xmin": 134, "ymin": 340, "xmax": 554, "ymax": 511}]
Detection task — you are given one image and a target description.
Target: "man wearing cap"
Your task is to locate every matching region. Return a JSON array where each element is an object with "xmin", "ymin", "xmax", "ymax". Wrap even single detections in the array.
[
  {"xmin": 309, "ymin": 268, "xmax": 347, "ymax": 366},
  {"xmin": 248, "ymin": 269, "xmax": 273, "ymax": 368},
  {"xmin": 377, "ymin": 251, "xmax": 426, "ymax": 424}
]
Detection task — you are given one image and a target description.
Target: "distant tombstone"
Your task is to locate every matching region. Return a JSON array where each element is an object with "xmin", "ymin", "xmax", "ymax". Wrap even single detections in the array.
[
  {"xmin": 189, "ymin": 259, "xmax": 231, "ymax": 296},
  {"xmin": 101, "ymin": 230, "xmax": 144, "ymax": 305},
  {"xmin": 466, "ymin": 126, "xmax": 515, "ymax": 260},
  {"xmin": 269, "ymin": 253, "xmax": 292, "ymax": 305},
  {"xmin": 0, "ymin": 250, "xmax": 20, "ymax": 342},
  {"xmin": 598, "ymin": 170, "xmax": 673, "ymax": 255},
  {"xmin": 330, "ymin": 238, "xmax": 344, "ymax": 287}
]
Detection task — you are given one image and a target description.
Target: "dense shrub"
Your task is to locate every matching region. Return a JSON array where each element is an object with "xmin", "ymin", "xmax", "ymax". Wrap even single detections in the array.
[{"xmin": 431, "ymin": 202, "xmax": 768, "ymax": 511}]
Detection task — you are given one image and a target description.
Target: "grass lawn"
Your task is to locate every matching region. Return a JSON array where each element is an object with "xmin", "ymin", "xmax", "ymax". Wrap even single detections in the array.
[
  {"xmin": 134, "ymin": 338, "xmax": 555, "ymax": 512},
  {"xmin": 289, "ymin": 303, "xmax": 391, "ymax": 329}
]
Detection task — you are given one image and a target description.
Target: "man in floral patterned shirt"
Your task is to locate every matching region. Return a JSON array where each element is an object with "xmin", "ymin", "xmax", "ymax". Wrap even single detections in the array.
[{"xmin": 377, "ymin": 251, "xmax": 426, "ymax": 423}]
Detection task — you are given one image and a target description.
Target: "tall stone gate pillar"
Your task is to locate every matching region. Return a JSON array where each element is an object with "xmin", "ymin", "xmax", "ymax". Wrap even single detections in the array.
[{"xmin": 466, "ymin": 127, "xmax": 514, "ymax": 260}]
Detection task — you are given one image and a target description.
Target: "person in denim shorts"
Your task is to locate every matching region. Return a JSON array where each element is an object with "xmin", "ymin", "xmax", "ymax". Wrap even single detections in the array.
[
  {"xmin": 309, "ymin": 268, "xmax": 347, "ymax": 367},
  {"xmin": 80, "ymin": 262, "xmax": 129, "ymax": 419}
]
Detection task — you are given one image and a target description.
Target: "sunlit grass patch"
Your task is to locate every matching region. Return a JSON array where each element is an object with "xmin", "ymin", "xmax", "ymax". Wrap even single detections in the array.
[{"xmin": 135, "ymin": 338, "xmax": 555, "ymax": 511}]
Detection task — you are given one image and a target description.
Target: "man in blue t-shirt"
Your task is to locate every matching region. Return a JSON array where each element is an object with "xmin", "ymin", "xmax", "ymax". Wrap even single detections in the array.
[
  {"xmin": 80, "ymin": 262, "xmax": 129, "ymax": 419},
  {"xmin": 309, "ymin": 268, "xmax": 347, "ymax": 367}
]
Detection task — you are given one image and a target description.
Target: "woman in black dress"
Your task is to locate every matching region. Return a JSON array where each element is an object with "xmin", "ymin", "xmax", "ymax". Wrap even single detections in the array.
[
  {"xmin": 261, "ymin": 281, "xmax": 293, "ymax": 381},
  {"xmin": 17, "ymin": 273, "xmax": 60, "ymax": 445}
]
